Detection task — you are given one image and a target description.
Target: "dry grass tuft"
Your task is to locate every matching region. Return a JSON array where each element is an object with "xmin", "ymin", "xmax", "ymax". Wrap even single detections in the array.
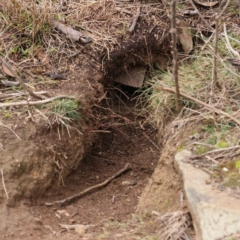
[
  {"xmin": 152, "ymin": 211, "xmax": 192, "ymax": 240},
  {"xmin": 145, "ymin": 31, "xmax": 240, "ymax": 192}
]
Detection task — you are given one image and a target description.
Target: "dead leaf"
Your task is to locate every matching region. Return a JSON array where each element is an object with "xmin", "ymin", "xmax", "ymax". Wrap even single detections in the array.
[
  {"xmin": 36, "ymin": 50, "xmax": 50, "ymax": 64},
  {"xmin": 177, "ymin": 21, "xmax": 193, "ymax": 54},
  {"xmin": 193, "ymin": 0, "xmax": 219, "ymax": 7},
  {"xmin": 1, "ymin": 61, "xmax": 15, "ymax": 77}
]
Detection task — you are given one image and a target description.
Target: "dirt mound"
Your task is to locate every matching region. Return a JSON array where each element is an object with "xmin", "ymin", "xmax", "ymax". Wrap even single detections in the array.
[
  {"xmin": 0, "ymin": 1, "xmax": 171, "ymax": 204},
  {"xmin": 0, "ymin": 1, "xmax": 176, "ymax": 239}
]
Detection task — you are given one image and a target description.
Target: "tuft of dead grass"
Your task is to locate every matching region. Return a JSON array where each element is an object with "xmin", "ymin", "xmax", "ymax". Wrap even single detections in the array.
[{"xmin": 144, "ymin": 29, "xmax": 240, "ymax": 193}]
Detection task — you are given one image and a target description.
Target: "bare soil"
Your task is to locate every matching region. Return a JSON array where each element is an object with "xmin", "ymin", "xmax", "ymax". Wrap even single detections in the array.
[
  {"xmin": 0, "ymin": 2, "xmax": 185, "ymax": 238},
  {"xmin": 0, "ymin": 86, "xmax": 167, "ymax": 239}
]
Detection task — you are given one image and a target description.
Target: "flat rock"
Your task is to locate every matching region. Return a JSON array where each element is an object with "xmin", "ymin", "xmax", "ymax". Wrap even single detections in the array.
[
  {"xmin": 114, "ymin": 66, "xmax": 147, "ymax": 88},
  {"xmin": 175, "ymin": 150, "xmax": 240, "ymax": 240}
]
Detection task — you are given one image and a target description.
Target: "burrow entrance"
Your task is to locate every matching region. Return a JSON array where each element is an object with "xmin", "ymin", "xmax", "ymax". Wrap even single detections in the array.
[{"xmin": 33, "ymin": 81, "xmax": 162, "ymax": 233}]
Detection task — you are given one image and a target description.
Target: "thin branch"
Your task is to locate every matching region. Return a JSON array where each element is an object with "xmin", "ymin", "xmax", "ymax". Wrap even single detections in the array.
[
  {"xmin": 0, "ymin": 95, "xmax": 76, "ymax": 108},
  {"xmin": 170, "ymin": 0, "xmax": 180, "ymax": 112},
  {"xmin": 223, "ymin": 23, "xmax": 240, "ymax": 59},
  {"xmin": 158, "ymin": 87, "xmax": 240, "ymax": 126},
  {"xmin": 0, "ymin": 121, "xmax": 21, "ymax": 140},
  {"xmin": 0, "ymin": 91, "xmax": 47, "ymax": 100},
  {"xmin": 212, "ymin": 14, "xmax": 219, "ymax": 88},
  {"xmin": 0, "ymin": 58, "xmax": 45, "ymax": 100},
  {"xmin": 1, "ymin": 169, "xmax": 9, "ymax": 199},
  {"xmin": 128, "ymin": 5, "xmax": 141, "ymax": 33},
  {"xmin": 45, "ymin": 163, "xmax": 132, "ymax": 206},
  {"xmin": 189, "ymin": 0, "xmax": 214, "ymax": 31},
  {"xmin": 218, "ymin": 0, "xmax": 231, "ymax": 18},
  {"xmin": 192, "ymin": 146, "xmax": 240, "ymax": 159}
]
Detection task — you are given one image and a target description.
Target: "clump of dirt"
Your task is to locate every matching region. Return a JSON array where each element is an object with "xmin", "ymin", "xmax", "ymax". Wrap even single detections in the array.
[{"xmin": 0, "ymin": 63, "xmax": 104, "ymax": 206}]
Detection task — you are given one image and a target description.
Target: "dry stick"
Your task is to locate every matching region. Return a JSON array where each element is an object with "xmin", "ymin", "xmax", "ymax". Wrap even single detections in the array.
[
  {"xmin": 157, "ymin": 87, "xmax": 240, "ymax": 126},
  {"xmin": 0, "ymin": 95, "xmax": 76, "ymax": 108},
  {"xmin": 1, "ymin": 169, "xmax": 9, "ymax": 199},
  {"xmin": 170, "ymin": 0, "xmax": 180, "ymax": 112},
  {"xmin": 223, "ymin": 23, "xmax": 240, "ymax": 58},
  {"xmin": 45, "ymin": 163, "xmax": 132, "ymax": 206},
  {"xmin": 0, "ymin": 91, "xmax": 46, "ymax": 100},
  {"xmin": 211, "ymin": 0, "xmax": 231, "ymax": 101},
  {"xmin": 128, "ymin": 5, "xmax": 141, "ymax": 33},
  {"xmin": 218, "ymin": 0, "xmax": 231, "ymax": 18},
  {"xmin": 189, "ymin": 0, "xmax": 213, "ymax": 31},
  {"xmin": 0, "ymin": 58, "xmax": 45, "ymax": 100},
  {"xmin": 212, "ymin": 14, "xmax": 219, "ymax": 90},
  {"xmin": 192, "ymin": 146, "xmax": 240, "ymax": 159},
  {"xmin": 0, "ymin": 121, "xmax": 21, "ymax": 140}
]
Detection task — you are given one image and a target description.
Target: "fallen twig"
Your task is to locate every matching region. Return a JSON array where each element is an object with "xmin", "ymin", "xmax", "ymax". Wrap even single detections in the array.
[
  {"xmin": 50, "ymin": 19, "xmax": 92, "ymax": 44},
  {"xmin": 0, "ymin": 95, "xmax": 76, "ymax": 108},
  {"xmin": 223, "ymin": 23, "xmax": 240, "ymax": 59},
  {"xmin": 0, "ymin": 91, "xmax": 47, "ymax": 100},
  {"xmin": 128, "ymin": 5, "xmax": 141, "ymax": 33},
  {"xmin": 0, "ymin": 58, "xmax": 45, "ymax": 100},
  {"xmin": 157, "ymin": 87, "xmax": 240, "ymax": 126},
  {"xmin": 1, "ymin": 169, "xmax": 9, "ymax": 199},
  {"xmin": 192, "ymin": 146, "xmax": 240, "ymax": 159},
  {"xmin": 0, "ymin": 121, "xmax": 21, "ymax": 140},
  {"xmin": 45, "ymin": 163, "xmax": 132, "ymax": 206},
  {"xmin": 59, "ymin": 223, "xmax": 94, "ymax": 230}
]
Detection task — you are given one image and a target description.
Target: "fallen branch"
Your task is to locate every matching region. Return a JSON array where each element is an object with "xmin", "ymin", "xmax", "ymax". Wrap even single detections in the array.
[
  {"xmin": 128, "ymin": 5, "xmax": 141, "ymax": 33},
  {"xmin": 157, "ymin": 87, "xmax": 240, "ymax": 126},
  {"xmin": 45, "ymin": 163, "xmax": 132, "ymax": 206},
  {"xmin": 50, "ymin": 19, "xmax": 92, "ymax": 44},
  {"xmin": 0, "ymin": 95, "xmax": 76, "ymax": 108},
  {"xmin": 1, "ymin": 58, "xmax": 45, "ymax": 100}
]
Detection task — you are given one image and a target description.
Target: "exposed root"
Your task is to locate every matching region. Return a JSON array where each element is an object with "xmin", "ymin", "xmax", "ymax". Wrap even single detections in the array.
[{"xmin": 45, "ymin": 163, "xmax": 132, "ymax": 206}]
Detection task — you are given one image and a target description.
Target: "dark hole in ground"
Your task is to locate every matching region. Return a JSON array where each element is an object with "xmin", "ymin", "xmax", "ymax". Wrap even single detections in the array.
[{"xmin": 34, "ymin": 83, "xmax": 161, "ymax": 234}]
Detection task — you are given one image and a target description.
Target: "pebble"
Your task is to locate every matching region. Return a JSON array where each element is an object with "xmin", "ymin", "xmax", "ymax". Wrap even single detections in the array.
[
  {"xmin": 121, "ymin": 180, "xmax": 137, "ymax": 186},
  {"xmin": 75, "ymin": 225, "xmax": 85, "ymax": 236}
]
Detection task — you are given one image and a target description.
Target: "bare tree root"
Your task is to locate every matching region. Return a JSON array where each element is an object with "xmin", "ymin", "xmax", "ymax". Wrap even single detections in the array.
[
  {"xmin": 158, "ymin": 87, "xmax": 240, "ymax": 126},
  {"xmin": 45, "ymin": 163, "xmax": 132, "ymax": 206}
]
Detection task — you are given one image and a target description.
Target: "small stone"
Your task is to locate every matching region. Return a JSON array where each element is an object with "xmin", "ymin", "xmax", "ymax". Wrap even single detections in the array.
[
  {"xmin": 126, "ymin": 198, "xmax": 131, "ymax": 202},
  {"xmin": 222, "ymin": 167, "xmax": 228, "ymax": 172},
  {"xmin": 69, "ymin": 218, "xmax": 75, "ymax": 224},
  {"xmin": 205, "ymin": 179, "xmax": 211, "ymax": 185},
  {"xmin": 122, "ymin": 180, "xmax": 137, "ymax": 186},
  {"xmin": 57, "ymin": 210, "xmax": 67, "ymax": 214},
  {"xmin": 34, "ymin": 218, "xmax": 43, "ymax": 225},
  {"xmin": 74, "ymin": 225, "xmax": 85, "ymax": 236}
]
